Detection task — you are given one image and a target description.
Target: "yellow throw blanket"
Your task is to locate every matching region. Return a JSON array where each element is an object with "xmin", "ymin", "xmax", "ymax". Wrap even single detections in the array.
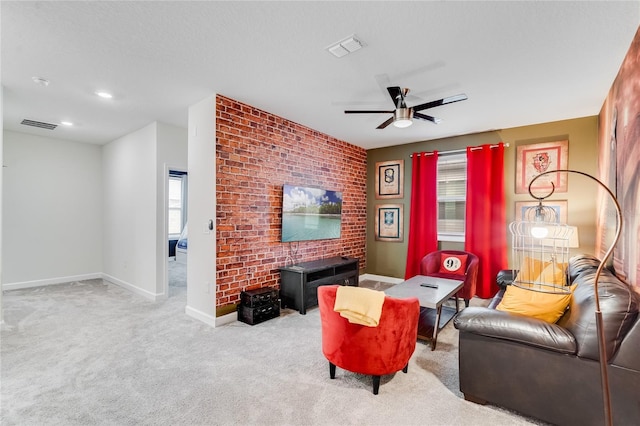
[{"xmin": 334, "ymin": 286, "xmax": 386, "ymax": 327}]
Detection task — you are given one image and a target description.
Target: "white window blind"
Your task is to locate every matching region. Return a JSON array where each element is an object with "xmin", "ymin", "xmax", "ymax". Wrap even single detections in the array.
[{"xmin": 437, "ymin": 154, "xmax": 467, "ymax": 242}]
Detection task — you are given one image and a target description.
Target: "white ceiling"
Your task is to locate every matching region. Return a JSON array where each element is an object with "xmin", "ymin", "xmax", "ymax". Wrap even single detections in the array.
[{"xmin": 2, "ymin": 1, "xmax": 639, "ymax": 150}]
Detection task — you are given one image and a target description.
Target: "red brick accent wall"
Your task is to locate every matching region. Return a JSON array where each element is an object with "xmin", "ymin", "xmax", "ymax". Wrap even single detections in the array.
[{"xmin": 216, "ymin": 95, "xmax": 367, "ymax": 309}]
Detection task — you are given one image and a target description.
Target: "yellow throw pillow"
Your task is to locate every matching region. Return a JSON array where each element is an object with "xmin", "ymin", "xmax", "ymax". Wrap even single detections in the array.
[
  {"xmin": 537, "ymin": 262, "xmax": 568, "ymax": 286},
  {"xmin": 515, "ymin": 256, "xmax": 548, "ymax": 283},
  {"xmin": 496, "ymin": 284, "xmax": 573, "ymax": 323}
]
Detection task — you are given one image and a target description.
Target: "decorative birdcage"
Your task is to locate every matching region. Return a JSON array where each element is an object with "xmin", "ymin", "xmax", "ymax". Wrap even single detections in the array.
[
  {"xmin": 522, "ymin": 200, "xmax": 558, "ymax": 223},
  {"xmin": 509, "ymin": 220, "xmax": 578, "ymax": 294}
]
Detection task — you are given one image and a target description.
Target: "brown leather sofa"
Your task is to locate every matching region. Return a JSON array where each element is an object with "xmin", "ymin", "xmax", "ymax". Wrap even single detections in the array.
[{"xmin": 453, "ymin": 254, "xmax": 640, "ymax": 426}]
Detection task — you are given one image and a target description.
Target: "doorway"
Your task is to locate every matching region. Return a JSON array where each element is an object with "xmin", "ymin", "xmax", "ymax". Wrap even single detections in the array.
[{"xmin": 168, "ymin": 169, "xmax": 188, "ymax": 297}]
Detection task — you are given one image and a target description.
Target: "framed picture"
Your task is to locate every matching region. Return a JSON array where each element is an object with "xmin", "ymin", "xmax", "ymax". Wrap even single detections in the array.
[
  {"xmin": 374, "ymin": 204, "xmax": 404, "ymax": 242},
  {"xmin": 375, "ymin": 160, "xmax": 404, "ymax": 199},
  {"xmin": 515, "ymin": 140, "xmax": 569, "ymax": 194},
  {"xmin": 515, "ymin": 200, "xmax": 568, "ymax": 224}
]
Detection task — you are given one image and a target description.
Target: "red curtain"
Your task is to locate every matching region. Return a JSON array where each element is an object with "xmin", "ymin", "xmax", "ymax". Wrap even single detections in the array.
[
  {"xmin": 405, "ymin": 152, "xmax": 439, "ymax": 279},
  {"xmin": 465, "ymin": 143, "xmax": 507, "ymax": 298}
]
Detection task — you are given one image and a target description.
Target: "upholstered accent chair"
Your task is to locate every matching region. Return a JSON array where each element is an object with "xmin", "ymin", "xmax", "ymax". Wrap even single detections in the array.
[
  {"xmin": 420, "ymin": 250, "xmax": 479, "ymax": 307},
  {"xmin": 317, "ymin": 285, "xmax": 420, "ymax": 395}
]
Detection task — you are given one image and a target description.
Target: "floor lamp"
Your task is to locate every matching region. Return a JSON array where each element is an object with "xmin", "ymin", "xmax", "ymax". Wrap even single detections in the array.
[{"xmin": 528, "ymin": 169, "xmax": 622, "ymax": 426}]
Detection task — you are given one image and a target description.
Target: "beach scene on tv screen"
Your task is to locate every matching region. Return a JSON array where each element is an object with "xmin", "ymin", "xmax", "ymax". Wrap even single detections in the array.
[{"xmin": 282, "ymin": 185, "xmax": 342, "ymax": 242}]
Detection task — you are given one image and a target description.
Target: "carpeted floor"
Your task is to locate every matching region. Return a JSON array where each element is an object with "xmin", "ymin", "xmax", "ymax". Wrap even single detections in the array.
[
  {"xmin": 1, "ymin": 277, "xmax": 541, "ymax": 425},
  {"xmin": 169, "ymin": 258, "xmax": 187, "ymax": 287}
]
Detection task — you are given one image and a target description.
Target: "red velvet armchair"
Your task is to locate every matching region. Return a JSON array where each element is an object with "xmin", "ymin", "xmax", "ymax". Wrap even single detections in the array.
[
  {"xmin": 420, "ymin": 250, "xmax": 479, "ymax": 307},
  {"xmin": 317, "ymin": 285, "xmax": 420, "ymax": 395}
]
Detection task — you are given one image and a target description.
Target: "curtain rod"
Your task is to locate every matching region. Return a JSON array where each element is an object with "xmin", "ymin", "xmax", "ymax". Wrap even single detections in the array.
[{"xmin": 410, "ymin": 142, "xmax": 509, "ymax": 157}]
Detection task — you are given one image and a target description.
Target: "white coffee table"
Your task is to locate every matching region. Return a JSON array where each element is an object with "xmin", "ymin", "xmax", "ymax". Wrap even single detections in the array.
[{"xmin": 385, "ymin": 275, "xmax": 464, "ymax": 350}]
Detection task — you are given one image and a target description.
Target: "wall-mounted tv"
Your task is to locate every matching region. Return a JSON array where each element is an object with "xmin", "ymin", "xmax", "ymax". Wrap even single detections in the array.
[{"xmin": 281, "ymin": 184, "xmax": 342, "ymax": 243}]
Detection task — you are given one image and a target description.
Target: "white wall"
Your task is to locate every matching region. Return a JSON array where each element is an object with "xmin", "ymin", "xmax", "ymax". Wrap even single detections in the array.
[
  {"xmin": 102, "ymin": 122, "xmax": 187, "ymax": 300},
  {"xmin": 102, "ymin": 123, "xmax": 158, "ymax": 298},
  {"xmin": 156, "ymin": 122, "xmax": 188, "ymax": 295},
  {"xmin": 185, "ymin": 96, "xmax": 217, "ymax": 325},
  {"xmin": 1, "ymin": 87, "xmax": 4, "ymax": 320},
  {"xmin": 2, "ymin": 131, "xmax": 103, "ymax": 289}
]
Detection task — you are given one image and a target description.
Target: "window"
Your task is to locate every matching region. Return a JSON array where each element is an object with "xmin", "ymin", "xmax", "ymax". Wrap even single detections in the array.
[
  {"xmin": 168, "ymin": 173, "xmax": 187, "ymax": 238},
  {"xmin": 437, "ymin": 154, "xmax": 467, "ymax": 242}
]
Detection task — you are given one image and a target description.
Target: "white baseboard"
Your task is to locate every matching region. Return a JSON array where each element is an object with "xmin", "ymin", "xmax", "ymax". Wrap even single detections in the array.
[
  {"xmin": 101, "ymin": 274, "xmax": 162, "ymax": 301},
  {"xmin": 2, "ymin": 273, "xmax": 103, "ymax": 291},
  {"xmin": 215, "ymin": 311, "xmax": 237, "ymax": 327},
  {"xmin": 3, "ymin": 272, "xmax": 167, "ymax": 303},
  {"xmin": 359, "ymin": 273, "xmax": 404, "ymax": 285},
  {"xmin": 185, "ymin": 305, "xmax": 217, "ymax": 327}
]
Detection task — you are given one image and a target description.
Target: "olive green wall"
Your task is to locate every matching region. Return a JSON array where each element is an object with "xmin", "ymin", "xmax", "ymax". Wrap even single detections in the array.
[{"xmin": 366, "ymin": 116, "xmax": 598, "ymax": 278}]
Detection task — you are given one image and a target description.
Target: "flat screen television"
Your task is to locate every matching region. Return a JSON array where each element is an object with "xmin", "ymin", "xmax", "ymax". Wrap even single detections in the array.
[{"xmin": 281, "ymin": 184, "xmax": 342, "ymax": 243}]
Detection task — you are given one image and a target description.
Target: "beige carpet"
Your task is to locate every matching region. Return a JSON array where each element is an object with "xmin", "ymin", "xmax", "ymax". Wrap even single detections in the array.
[{"xmin": 1, "ymin": 278, "xmax": 542, "ymax": 425}]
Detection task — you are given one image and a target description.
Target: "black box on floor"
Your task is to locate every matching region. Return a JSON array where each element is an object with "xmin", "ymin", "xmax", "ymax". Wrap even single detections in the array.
[
  {"xmin": 237, "ymin": 301, "xmax": 280, "ymax": 325},
  {"xmin": 240, "ymin": 287, "xmax": 279, "ymax": 307}
]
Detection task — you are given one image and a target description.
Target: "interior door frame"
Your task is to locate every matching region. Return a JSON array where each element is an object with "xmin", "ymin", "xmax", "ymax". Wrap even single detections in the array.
[{"xmin": 163, "ymin": 164, "xmax": 188, "ymax": 298}]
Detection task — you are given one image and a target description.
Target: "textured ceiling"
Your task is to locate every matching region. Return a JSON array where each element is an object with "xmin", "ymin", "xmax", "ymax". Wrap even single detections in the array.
[{"xmin": 2, "ymin": 1, "xmax": 639, "ymax": 149}]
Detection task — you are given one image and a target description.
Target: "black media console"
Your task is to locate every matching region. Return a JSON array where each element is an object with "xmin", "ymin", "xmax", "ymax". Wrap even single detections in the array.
[{"xmin": 279, "ymin": 256, "xmax": 359, "ymax": 314}]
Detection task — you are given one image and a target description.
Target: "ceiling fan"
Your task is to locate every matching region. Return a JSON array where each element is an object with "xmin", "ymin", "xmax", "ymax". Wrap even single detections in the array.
[{"xmin": 344, "ymin": 86, "xmax": 467, "ymax": 129}]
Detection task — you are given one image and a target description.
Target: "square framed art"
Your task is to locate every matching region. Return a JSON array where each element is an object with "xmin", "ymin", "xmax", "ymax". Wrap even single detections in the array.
[
  {"xmin": 375, "ymin": 160, "xmax": 404, "ymax": 199},
  {"xmin": 515, "ymin": 200, "xmax": 568, "ymax": 224},
  {"xmin": 515, "ymin": 140, "xmax": 569, "ymax": 194},
  {"xmin": 374, "ymin": 204, "xmax": 404, "ymax": 242}
]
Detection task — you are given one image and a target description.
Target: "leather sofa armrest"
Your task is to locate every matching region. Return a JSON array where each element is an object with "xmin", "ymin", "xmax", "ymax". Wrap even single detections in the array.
[
  {"xmin": 496, "ymin": 269, "xmax": 515, "ymax": 289},
  {"xmin": 454, "ymin": 307, "xmax": 577, "ymax": 354}
]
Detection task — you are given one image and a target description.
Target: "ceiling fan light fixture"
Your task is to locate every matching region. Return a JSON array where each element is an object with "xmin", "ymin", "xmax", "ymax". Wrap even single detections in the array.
[
  {"xmin": 393, "ymin": 119, "xmax": 413, "ymax": 128},
  {"xmin": 345, "ymin": 86, "xmax": 466, "ymax": 129},
  {"xmin": 393, "ymin": 108, "xmax": 413, "ymax": 128}
]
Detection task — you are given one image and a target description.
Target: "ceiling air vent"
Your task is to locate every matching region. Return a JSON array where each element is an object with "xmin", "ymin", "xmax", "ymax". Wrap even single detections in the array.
[{"xmin": 21, "ymin": 119, "xmax": 58, "ymax": 130}]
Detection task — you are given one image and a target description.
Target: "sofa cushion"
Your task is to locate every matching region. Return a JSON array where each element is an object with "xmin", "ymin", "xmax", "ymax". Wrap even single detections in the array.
[
  {"xmin": 496, "ymin": 284, "xmax": 573, "ymax": 323},
  {"xmin": 558, "ymin": 266, "xmax": 640, "ymax": 361},
  {"xmin": 567, "ymin": 253, "xmax": 601, "ymax": 283}
]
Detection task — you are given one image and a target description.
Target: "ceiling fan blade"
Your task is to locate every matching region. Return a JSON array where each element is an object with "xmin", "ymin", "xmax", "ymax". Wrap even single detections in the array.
[
  {"xmin": 344, "ymin": 110, "xmax": 395, "ymax": 114},
  {"xmin": 376, "ymin": 116, "xmax": 395, "ymax": 129},
  {"xmin": 412, "ymin": 93, "xmax": 468, "ymax": 112},
  {"xmin": 374, "ymin": 73, "xmax": 392, "ymax": 93},
  {"xmin": 386, "ymin": 86, "xmax": 403, "ymax": 108},
  {"xmin": 414, "ymin": 112, "xmax": 442, "ymax": 124}
]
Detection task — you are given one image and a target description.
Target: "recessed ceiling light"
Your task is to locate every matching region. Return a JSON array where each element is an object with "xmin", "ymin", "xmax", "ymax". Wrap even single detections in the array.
[
  {"xmin": 32, "ymin": 76, "xmax": 50, "ymax": 86},
  {"xmin": 95, "ymin": 91, "xmax": 113, "ymax": 99},
  {"xmin": 60, "ymin": 121, "xmax": 73, "ymax": 126}
]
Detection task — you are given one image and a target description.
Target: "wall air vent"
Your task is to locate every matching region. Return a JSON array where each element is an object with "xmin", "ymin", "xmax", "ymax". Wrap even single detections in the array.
[{"xmin": 21, "ymin": 119, "xmax": 58, "ymax": 130}]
